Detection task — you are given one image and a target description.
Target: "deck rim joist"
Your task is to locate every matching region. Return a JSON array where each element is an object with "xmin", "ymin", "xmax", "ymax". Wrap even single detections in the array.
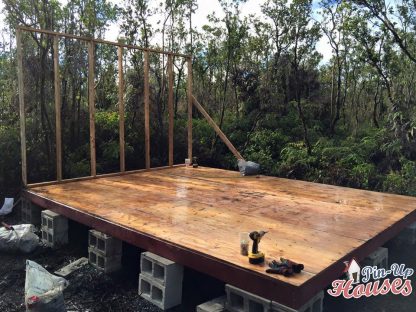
[
  {"xmin": 22, "ymin": 166, "xmax": 416, "ymax": 309},
  {"xmin": 23, "ymin": 189, "xmax": 304, "ymax": 307}
]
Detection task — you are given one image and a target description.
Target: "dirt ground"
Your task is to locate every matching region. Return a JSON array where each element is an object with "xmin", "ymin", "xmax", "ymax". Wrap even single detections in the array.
[{"xmin": 1, "ymin": 201, "xmax": 416, "ymax": 312}]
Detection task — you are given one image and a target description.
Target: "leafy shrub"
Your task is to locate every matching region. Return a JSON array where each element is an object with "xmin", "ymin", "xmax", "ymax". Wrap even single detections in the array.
[
  {"xmin": 383, "ymin": 158, "xmax": 416, "ymax": 195},
  {"xmin": 244, "ymin": 129, "xmax": 290, "ymax": 173},
  {"xmin": 0, "ymin": 126, "xmax": 20, "ymax": 191},
  {"xmin": 278, "ymin": 142, "xmax": 318, "ymax": 179}
]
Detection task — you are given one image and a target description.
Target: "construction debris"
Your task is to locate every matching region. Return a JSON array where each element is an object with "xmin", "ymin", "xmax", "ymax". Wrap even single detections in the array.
[
  {"xmin": 237, "ymin": 159, "xmax": 260, "ymax": 176},
  {"xmin": 54, "ymin": 257, "xmax": 89, "ymax": 277},
  {"xmin": 25, "ymin": 260, "xmax": 69, "ymax": 312},
  {"xmin": 0, "ymin": 224, "xmax": 39, "ymax": 253},
  {"xmin": 0, "ymin": 198, "xmax": 14, "ymax": 216}
]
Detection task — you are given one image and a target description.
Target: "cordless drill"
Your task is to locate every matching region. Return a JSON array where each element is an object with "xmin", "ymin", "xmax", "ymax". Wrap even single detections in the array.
[{"xmin": 248, "ymin": 231, "xmax": 267, "ymax": 264}]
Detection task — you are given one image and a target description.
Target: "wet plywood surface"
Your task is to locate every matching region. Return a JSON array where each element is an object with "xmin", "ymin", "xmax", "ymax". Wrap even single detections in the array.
[{"xmin": 24, "ymin": 166, "xmax": 416, "ymax": 306}]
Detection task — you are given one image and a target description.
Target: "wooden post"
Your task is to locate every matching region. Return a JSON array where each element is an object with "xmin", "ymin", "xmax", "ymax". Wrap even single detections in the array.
[
  {"xmin": 88, "ymin": 41, "xmax": 96, "ymax": 177},
  {"xmin": 53, "ymin": 36, "xmax": 63, "ymax": 181},
  {"xmin": 17, "ymin": 29, "xmax": 27, "ymax": 186},
  {"xmin": 168, "ymin": 54, "xmax": 174, "ymax": 166},
  {"xmin": 118, "ymin": 46, "xmax": 125, "ymax": 172},
  {"xmin": 144, "ymin": 51, "xmax": 150, "ymax": 169},
  {"xmin": 187, "ymin": 57, "xmax": 193, "ymax": 161}
]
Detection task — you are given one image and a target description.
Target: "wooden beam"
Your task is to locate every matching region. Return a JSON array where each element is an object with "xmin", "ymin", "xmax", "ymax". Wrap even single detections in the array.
[
  {"xmin": 187, "ymin": 57, "xmax": 193, "ymax": 161},
  {"xmin": 118, "ymin": 46, "xmax": 125, "ymax": 172},
  {"xmin": 17, "ymin": 26, "xmax": 191, "ymax": 58},
  {"xmin": 26, "ymin": 164, "xmax": 185, "ymax": 188},
  {"xmin": 192, "ymin": 95, "xmax": 244, "ymax": 160},
  {"xmin": 144, "ymin": 51, "xmax": 150, "ymax": 169},
  {"xmin": 88, "ymin": 41, "xmax": 96, "ymax": 177},
  {"xmin": 53, "ymin": 36, "xmax": 63, "ymax": 181},
  {"xmin": 16, "ymin": 29, "xmax": 27, "ymax": 186},
  {"xmin": 168, "ymin": 54, "xmax": 174, "ymax": 166}
]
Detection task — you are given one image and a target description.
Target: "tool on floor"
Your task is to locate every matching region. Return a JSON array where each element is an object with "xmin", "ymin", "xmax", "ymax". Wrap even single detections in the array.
[
  {"xmin": 240, "ymin": 232, "xmax": 250, "ymax": 256},
  {"xmin": 266, "ymin": 261, "xmax": 293, "ymax": 276},
  {"xmin": 248, "ymin": 230, "xmax": 267, "ymax": 264},
  {"xmin": 192, "ymin": 156, "xmax": 198, "ymax": 168},
  {"xmin": 281, "ymin": 258, "xmax": 304, "ymax": 273},
  {"xmin": 266, "ymin": 257, "xmax": 304, "ymax": 276}
]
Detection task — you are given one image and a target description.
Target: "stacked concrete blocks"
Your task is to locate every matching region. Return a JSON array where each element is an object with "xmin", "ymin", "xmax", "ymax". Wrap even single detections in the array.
[
  {"xmin": 21, "ymin": 198, "xmax": 41, "ymax": 226},
  {"xmin": 41, "ymin": 209, "xmax": 68, "ymax": 248},
  {"xmin": 138, "ymin": 251, "xmax": 184, "ymax": 310},
  {"xmin": 395, "ymin": 222, "xmax": 416, "ymax": 245},
  {"xmin": 225, "ymin": 284, "xmax": 271, "ymax": 312},
  {"xmin": 196, "ymin": 295, "xmax": 227, "ymax": 312},
  {"xmin": 271, "ymin": 291, "xmax": 324, "ymax": 312},
  {"xmin": 362, "ymin": 247, "xmax": 388, "ymax": 270},
  {"xmin": 88, "ymin": 229, "xmax": 122, "ymax": 273},
  {"xmin": 225, "ymin": 284, "xmax": 323, "ymax": 312}
]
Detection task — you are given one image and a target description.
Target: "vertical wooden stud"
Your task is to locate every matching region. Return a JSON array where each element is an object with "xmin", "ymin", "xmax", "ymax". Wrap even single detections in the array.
[
  {"xmin": 118, "ymin": 46, "xmax": 125, "ymax": 172},
  {"xmin": 168, "ymin": 54, "xmax": 174, "ymax": 166},
  {"xmin": 187, "ymin": 57, "xmax": 193, "ymax": 161},
  {"xmin": 54, "ymin": 36, "xmax": 62, "ymax": 181},
  {"xmin": 88, "ymin": 41, "xmax": 96, "ymax": 177},
  {"xmin": 17, "ymin": 29, "xmax": 27, "ymax": 186},
  {"xmin": 144, "ymin": 50, "xmax": 150, "ymax": 169}
]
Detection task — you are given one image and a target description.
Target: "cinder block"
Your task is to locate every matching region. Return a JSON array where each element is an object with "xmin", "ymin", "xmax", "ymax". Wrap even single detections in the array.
[
  {"xmin": 88, "ymin": 247, "xmax": 121, "ymax": 273},
  {"xmin": 225, "ymin": 284, "xmax": 271, "ymax": 312},
  {"xmin": 362, "ymin": 247, "xmax": 388, "ymax": 270},
  {"xmin": 271, "ymin": 291, "xmax": 323, "ymax": 312},
  {"xmin": 197, "ymin": 295, "xmax": 226, "ymax": 312},
  {"xmin": 141, "ymin": 252, "xmax": 183, "ymax": 286},
  {"xmin": 41, "ymin": 210, "xmax": 68, "ymax": 231},
  {"xmin": 139, "ymin": 273, "xmax": 182, "ymax": 310},
  {"xmin": 394, "ymin": 222, "xmax": 416, "ymax": 245},
  {"xmin": 40, "ymin": 210, "xmax": 68, "ymax": 247},
  {"xmin": 89, "ymin": 229, "xmax": 122, "ymax": 256},
  {"xmin": 41, "ymin": 228, "xmax": 68, "ymax": 247},
  {"xmin": 21, "ymin": 199, "xmax": 41, "ymax": 226},
  {"xmin": 41, "ymin": 229, "xmax": 54, "ymax": 245}
]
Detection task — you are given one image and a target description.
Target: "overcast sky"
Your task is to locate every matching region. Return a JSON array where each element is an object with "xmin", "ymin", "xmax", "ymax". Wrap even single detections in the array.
[{"xmin": 0, "ymin": 0, "xmax": 332, "ymax": 63}]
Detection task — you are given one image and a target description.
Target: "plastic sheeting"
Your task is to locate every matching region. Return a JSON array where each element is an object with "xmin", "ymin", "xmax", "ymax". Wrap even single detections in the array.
[
  {"xmin": 0, "ymin": 224, "xmax": 39, "ymax": 253},
  {"xmin": 238, "ymin": 159, "xmax": 260, "ymax": 176},
  {"xmin": 0, "ymin": 198, "xmax": 14, "ymax": 216},
  {"xmin": 25, "ymin": 260, "xmax": 69, "ymax": 312}
]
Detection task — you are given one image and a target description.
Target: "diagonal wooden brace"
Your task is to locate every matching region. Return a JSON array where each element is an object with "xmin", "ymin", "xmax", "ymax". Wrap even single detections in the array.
[{"xmin": 191, "ymin": 95, "xmax": 244, "ymax": 160}]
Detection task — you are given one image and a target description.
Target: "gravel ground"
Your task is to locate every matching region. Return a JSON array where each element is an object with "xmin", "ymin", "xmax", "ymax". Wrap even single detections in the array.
[
  {"xmin": 0, "ymin": 207, "xmax": 224, "ymax": 312},
  {"xmin": 1, "ymin": 199, "xmax": 416, "ymax": 312},
  {"xmin": 0, "ymin": 245, "xmax": 160, "ymax": 312}
]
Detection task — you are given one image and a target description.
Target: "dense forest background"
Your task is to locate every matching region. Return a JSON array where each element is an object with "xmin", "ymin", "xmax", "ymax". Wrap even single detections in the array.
[{"xmin": 1, "ymin": 0, "xmax": 416, "ymax": 197}]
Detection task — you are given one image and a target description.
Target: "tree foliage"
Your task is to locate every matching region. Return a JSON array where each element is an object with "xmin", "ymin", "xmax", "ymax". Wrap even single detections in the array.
[{"xmin": 1, "ymin": 0, "xmax": 416, "ymax": 197}]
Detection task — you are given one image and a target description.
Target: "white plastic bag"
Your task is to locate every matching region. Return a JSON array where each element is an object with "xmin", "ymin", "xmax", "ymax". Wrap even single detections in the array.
[
  {"xmin": 0, "ymin": 224, "xmax": 39, "ymax": 253},
  {"xmin": 0, "ymin": 197, "xmax": 14, "ymax": 216},
  {"xmin": 25, "ymin": 260, "xmax": 69, "ymax": 312}
]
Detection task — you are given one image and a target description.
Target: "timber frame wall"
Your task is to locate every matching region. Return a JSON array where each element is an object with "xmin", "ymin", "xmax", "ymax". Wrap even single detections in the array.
[{"xmin": 17, "ymin": 26, "xmax": 243, "ymax": 188}]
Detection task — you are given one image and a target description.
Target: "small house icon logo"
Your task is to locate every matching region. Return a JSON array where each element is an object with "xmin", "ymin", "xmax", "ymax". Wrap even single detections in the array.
[{"xmin": 343, "ymin": 258, "xmax": 361, "ymax": 284}]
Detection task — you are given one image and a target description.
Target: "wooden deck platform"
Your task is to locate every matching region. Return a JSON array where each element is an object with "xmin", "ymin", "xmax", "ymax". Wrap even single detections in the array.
[{"xmin": 23, "ymin": 166, "xmax": 416, "ymax": 309}]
